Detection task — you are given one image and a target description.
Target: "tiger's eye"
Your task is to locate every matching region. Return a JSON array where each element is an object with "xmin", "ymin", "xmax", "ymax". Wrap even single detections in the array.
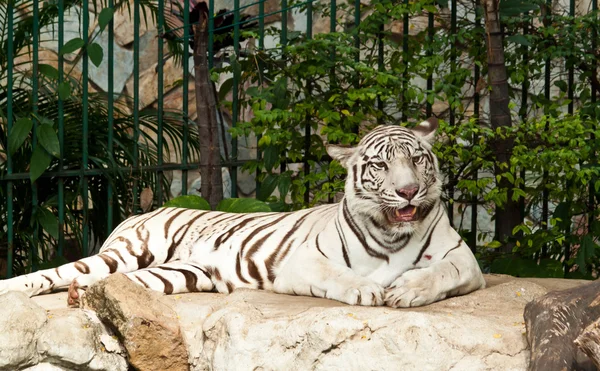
[{"xmin": 371, "ymin": 162, "xmax": 388, "ymax": 170}]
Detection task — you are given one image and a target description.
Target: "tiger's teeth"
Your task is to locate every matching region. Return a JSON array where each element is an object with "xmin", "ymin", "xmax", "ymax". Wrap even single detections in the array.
[
  {"xmin": 395, "ymin": 210, "xmax": 402, "ymax": 217},
  {"xmin": 410, "ymin": 207, "xmax": 417, "ymax": 216}
]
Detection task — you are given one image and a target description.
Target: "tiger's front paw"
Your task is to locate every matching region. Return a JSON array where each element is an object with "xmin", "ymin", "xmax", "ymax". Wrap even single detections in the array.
[
  {"xmin": 385, "ymin": 269, "xmax": 443, "ymax": 308},
  {"xmin": 328, "ymin": 281, "xmax": 385, "ymax": 306}
]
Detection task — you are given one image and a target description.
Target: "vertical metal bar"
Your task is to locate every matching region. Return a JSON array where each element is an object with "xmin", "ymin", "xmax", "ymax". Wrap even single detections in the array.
[
  {"xmin": 590, "ymin": 0, "xmax": 598, "ymax": 234},
  {"xmin": 156, "ymin": 0, "xmax": 164, "ymax": 206},
  {"xmin": 57, "ymin": 0, "xmax": 65, "ymax": 259},
  {"xmin": 304, "ymin": 0, "xmax": 313, "ymax": 205},
  {"xmin": 448, "ymin": 0, "xmax": 457, "ymax": 228},
  {"xmin": 377, "ymin": 24, "xmax": 384, "ymax": 123},
  {"xmin": 82, "ymin": 0, "xmax": 90, "ymax": 255},
  {"xmin": 519, "ymin": 17, "xmax": 529, "ymax": 242},
  {"xmin": 562, "ymin": 0, "xmax": 575, "ymax": 271},
  {"xmin": 31, "ymin": 0, "xmax": 40, "ymax": 270},
  {"xmin": 426, "ymin": 11, "xmax": 434, "ymax": 117},
  {"xmin": 231, "ymin": 0, "xmax": 240, "ymax": 197},
  {"xmin": 255, "ymin": 0, "xmax": 264, "ymax": 196},
  {"xmin": 328, "ymin": 0, "xmax": 336, "ymax": 204},
  {"xmin": 278, "ymin": 0, "xmax": 287, "ymax": 176},
  {"xmin": 402, "ymin": 0, "xmax": 409, "ymax": 121},
  {"xmin": 132, "ymin": 0, "xmax": 140, "ymax": 213},
  {"xmin": 541, "ymin": 0, "xmax": 551, "ymax": 257},
  {"xmin": 353, "ymin": 0, "xmax": 360, "ymax": 135},
  {"xmin": 182, "ymin": 0, "xmax": 190, "ymax": 196},
  {"xmin": 5, "ymin": 0, "xmax": 15, "ymax": 278},
  {"xmin": 469, "ymin": 2, "xmax": 481, "ymax": 254},
  {"xmin": 208, "ymin": 0, "xmax": 214, "ymax": 70},
  {"xmin": 107, "ymin": 0, "xmax": 115, "ymax": 232}
]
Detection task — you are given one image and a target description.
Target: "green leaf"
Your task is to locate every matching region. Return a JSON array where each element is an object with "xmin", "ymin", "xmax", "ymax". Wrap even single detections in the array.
[
  {"xmin": 38, "ymin": 64, "xmax": 59, "ymax": 80},
  {"xmin": 505, "ymin": 34, "xmax": 531, "ymax": 46},
  {"xmin": 499, "ymin": 0, "xmax": 539, "ymax": 16},
  {"xmin": 8, "ymin": 118, "xmax": 33, "ymax": 154},
  {"xmin": 278, "ymin": 172, "xmax": 292, "ymax": 198},
  {"xmin": 216, "ymin": 198, "xmax": 272, "ymax": 213},
  {"xmin": 218, "ymin": 78, "xmax": 234, "ymax": 101},
  {"xmin": 263, "ymin": 145, "xmax": 278, "ymax": 171},
  {"xmin": 36, "ymin": 207, "xmax": 59, "ymax": 239},
  {"xmin": 162, "ymin": 195, "xmax": 211, "ymax": 210},
  {"xmin": 30, "ymin": 146, "xmax": 52, "ymax": 183},
  {"xmin": 554, "ymin": 80, "xmax": 568, "ymax": 92},
  {"xmin": 59, "ymin": 38, "xmax": 85, "ymax": 55},
  {"xmin": 98, "ymin": 8, "xmax": 115, "ymax": 31},
  {"xmin": 256, "ymin": 174, "xmax": 278, "ymax": 201},
  {"xmin": 88, "ymin": 42, "xmax": 104, "ymax": 67},
  {"xmin": 58, "ymin": 81, "xmax": 71, "ymax": 100},
  {"xmin": 37, "ymin": 125, "xmax": 60, "ymax": 157}
]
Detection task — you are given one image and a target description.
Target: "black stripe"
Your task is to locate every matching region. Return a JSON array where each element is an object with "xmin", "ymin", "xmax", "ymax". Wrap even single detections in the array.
[
  {"xmin": 264, "ymin": 212, "xmax": 314, "ymax": 283},
  {"xmin": 74, "ymin": 261, "xmax": 90, "ymax": 274},
  {"xmin": 442, "ymin": 240, "xmax": 462, "ymax": 260},
  {"xmin": 335, "ymin": 219, "xmax": 352, "ymax": 268},
  {"xmin": 315, "ymin": 236, "xmax": 328, "ymax": 258},
  {"xmin": 213, "ymin": 214, "xmax": 263, "ymax": 248},
  {"xmin": 163, "ymin": 209, "xmax": 189, "ymax": 239},
  {"xmin": 149, "ymin": 271, "xmax": 174, "ymax": 294},
  {"xmin": 99, "ymin": 254, "xmax": 118, "ymax": 273},
  {"xmin": 41, "ymin": 274, "xmax": 53, "ymax": 285},
  {"xmin": 239, "ymin": 214, "xmax": 290, "ymax": 256},
  {"xmin": 134, "ymin": 274, "xmax": 150, "ymax": 288},
  {"xmin": 134, "ymin": 225, "xmax": 155, "ymax": 269},
  {"xmin": 412, "ymin": 207, "xmax": 444, "ymax": 265},
  {"xmin": 450, "ymin": 262, "xmax": 460, "ymax": 277},
  {"xmin": 166, "ymin": 213, "xmax": 205, "ymax": 261},
  {"xmin": 236, "ymin": 252, "xmax": 251, "ymax": 283},
  {"xmin": 342, "ymin": 199, "xmax": 389, "ymax": 263},
  {"xmin": 158, "ymin": 266, "xmax": 200, "ymax": 292}
]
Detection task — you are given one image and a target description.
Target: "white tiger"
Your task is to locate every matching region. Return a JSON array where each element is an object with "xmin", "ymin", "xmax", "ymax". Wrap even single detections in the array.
[{"xmin": 0, "ymin": 119, "xmax": 485, "ymax": 307}]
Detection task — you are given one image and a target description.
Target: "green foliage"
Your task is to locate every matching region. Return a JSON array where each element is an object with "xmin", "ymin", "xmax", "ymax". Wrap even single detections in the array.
[
  {"xmin": 0, "ymin": 0, "xmax": 199, "ymax": 275},
  {"xmin": 216, "ymin": 198, "xmax": 272, "ymax": 213},
  {"xmin": 215, "ymin": 0, "xmax": 600, "ymax": 277},
  {"xmin": 163, "ymin": 195, "xmax": 211, "ymax": 211},
  {"xmin": 164, "ymin": 196, "xmax": 272, "ymax": 213}
]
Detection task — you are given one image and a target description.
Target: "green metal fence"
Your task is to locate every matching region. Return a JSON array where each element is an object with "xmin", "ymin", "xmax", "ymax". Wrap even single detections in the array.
[{"xmin": 1, "ymin": 0, "xmax": 599, "ymax": 278}]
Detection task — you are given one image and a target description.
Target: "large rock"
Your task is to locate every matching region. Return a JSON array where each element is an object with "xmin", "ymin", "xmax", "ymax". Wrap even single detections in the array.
[
  {"xmin": 0, "ymin": 292, "xmax": 47, "ymax": 369},
  {"xmin": 0, "ymin": 291, "xmax": 126, "ymax": 371},
  {"xmin": 7, "ymin": 274, "xmax": 588, "ymax": 370},
  {"xmin": 82, "ymin": 274, "xmax": 189, "ymax": 371}
]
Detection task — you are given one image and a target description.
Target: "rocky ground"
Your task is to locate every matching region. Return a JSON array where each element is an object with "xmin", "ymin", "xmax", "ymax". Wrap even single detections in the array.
[{"xmin": 0, "ymin": 274, "xmax": 588, "ymax": 370}]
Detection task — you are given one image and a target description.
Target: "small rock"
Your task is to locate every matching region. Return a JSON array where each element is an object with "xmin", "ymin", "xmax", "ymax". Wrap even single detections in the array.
[{"xmin": 82, "ymin": 274, "xmax": 189, "ymax": 371}]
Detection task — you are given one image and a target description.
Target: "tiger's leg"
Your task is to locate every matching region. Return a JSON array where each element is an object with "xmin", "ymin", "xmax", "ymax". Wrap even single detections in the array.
[
  {"xmin": 273, "ymin": 241, "xmax": 385, "ymax": 306},
  {"xmin": 0, "ymin": 230, "xmax": 158, "ymax": 298},
  {"xmin": 68, "ymin": 261, "xmax": 217, "ymax": 307},
  {"xmin": 385, "ymin": 239, "xmax": 486, "ymax": 308}
]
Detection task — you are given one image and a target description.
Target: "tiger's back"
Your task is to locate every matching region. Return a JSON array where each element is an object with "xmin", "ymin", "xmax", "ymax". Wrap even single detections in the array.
[{"xmin": 98, "ymin": 205, "xmax": 337, "ymax": 293}]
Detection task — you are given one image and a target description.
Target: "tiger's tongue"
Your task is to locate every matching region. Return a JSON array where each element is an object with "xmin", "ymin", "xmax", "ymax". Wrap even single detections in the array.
[{"xmin": 391, "ymin": 206, "xmax": 417, "ymax": 222}]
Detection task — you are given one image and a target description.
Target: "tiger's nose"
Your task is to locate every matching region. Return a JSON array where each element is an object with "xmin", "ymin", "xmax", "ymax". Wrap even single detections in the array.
[{"xmin": 396, "ymin": 185, "xmax": 419, "ymax": 200}]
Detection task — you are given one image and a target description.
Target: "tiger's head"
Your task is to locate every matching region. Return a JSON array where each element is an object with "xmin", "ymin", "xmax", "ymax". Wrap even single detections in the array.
[{"xmin": 327, "ymin": 119, "xmax": 442, "ymax": 233}]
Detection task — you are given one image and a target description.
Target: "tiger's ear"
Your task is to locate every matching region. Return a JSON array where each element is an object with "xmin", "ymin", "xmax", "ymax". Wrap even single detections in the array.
[
  {"xmin": 412, "ymin": 117, "xmax": 438, "ymax": 144},
  {"xmin": 327, "ymin": 144, "xmax": 357, "ymax": 168}
]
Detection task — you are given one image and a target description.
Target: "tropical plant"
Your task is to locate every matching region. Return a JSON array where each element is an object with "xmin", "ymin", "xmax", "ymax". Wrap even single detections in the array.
[{"xmin": 0, "ymin": 0, "xmax": 199, "ymax": 275}]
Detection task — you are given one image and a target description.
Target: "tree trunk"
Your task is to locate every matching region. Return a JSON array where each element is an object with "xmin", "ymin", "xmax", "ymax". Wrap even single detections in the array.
[
  {"xmin": 576, "ymin": 318, "xmax": 600, "ymax": 370},
  {"xmin": 481, "ymin": 0, "xmax": 521, "ymax": 253},
  {"xmin": 524, "ymin": 279, "xmax": 600, "ymax": 371},
  {"xmin": 193, "ymin": 8, "xmax": 223, "ymax": 209}
]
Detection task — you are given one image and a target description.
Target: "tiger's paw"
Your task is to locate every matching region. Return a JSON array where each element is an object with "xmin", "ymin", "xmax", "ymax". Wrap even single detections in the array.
[
  {"xmin": 328, "ymin": 281, "xmax": 385, "ymax": 306},
  {"xmin": 385, "ymin": 269, "xmax": 443, "ymax": 308},
  {"xmin": 67, "ymin": 279, "xmax": 86, "ymax": 308}
]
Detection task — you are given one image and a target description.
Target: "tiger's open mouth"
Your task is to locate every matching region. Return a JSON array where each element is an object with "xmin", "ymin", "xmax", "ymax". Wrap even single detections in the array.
[{"xmin": 387, "ymin": 205, "xmax": 418, "ymax": 223}]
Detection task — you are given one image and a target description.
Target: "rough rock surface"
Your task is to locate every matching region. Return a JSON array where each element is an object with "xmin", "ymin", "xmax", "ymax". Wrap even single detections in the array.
[
  {"xmin": 0, "ymin": 274, "xmax": 588, "ymax": 370},
  {"xmin": 0, "ymin": 292, "xmax": 126, "ymax": 371},
  {"xmin": 82, "ymin": 274, "xmax": 189, "ymax": 371}
]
